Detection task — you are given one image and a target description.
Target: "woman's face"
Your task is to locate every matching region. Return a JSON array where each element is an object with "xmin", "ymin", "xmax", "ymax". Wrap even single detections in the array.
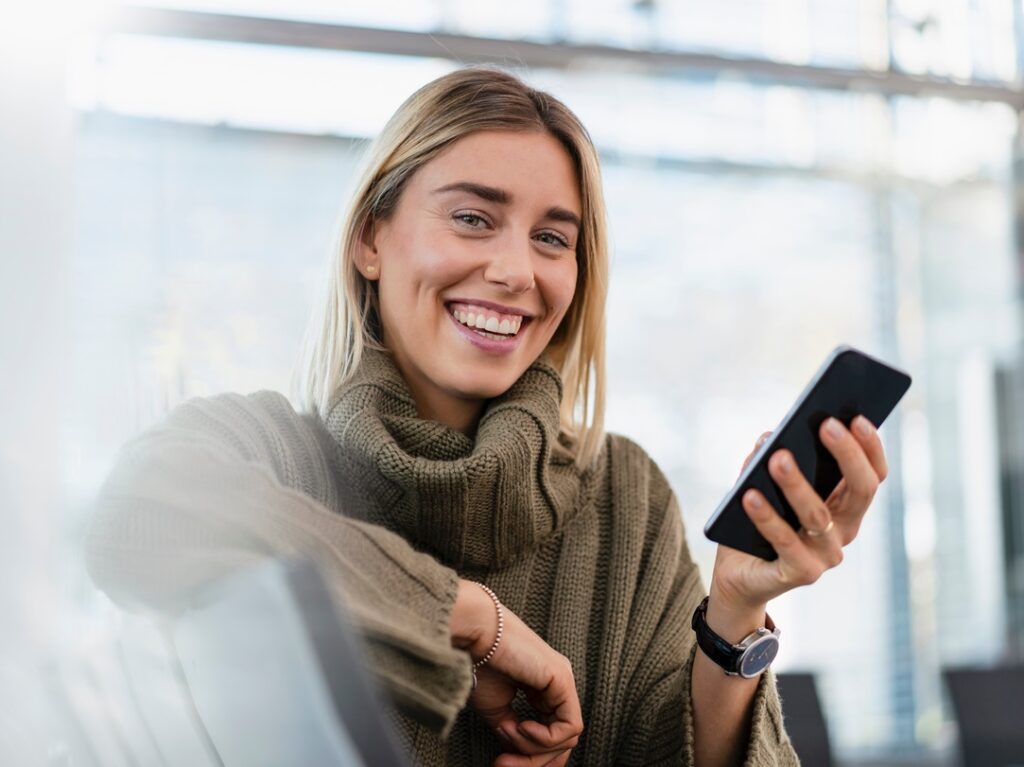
[{"xmin": 359, "ymin": 129, "xmax": 581, "ymax": 431}]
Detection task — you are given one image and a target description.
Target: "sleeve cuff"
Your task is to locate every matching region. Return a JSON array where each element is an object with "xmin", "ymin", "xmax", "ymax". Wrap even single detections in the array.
[
  {"xmin": 681, "ymin": 645, "xmax": 800, "ymax": 766},
  {"xmin": 362, "ymin": 567, "xmax": 473, "ymax": 739}
]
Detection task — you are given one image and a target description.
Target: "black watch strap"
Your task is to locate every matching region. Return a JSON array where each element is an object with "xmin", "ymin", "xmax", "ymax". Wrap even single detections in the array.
[{"xmin": 690, "ymin": 595, "xmax": 776, "ymax": 674}]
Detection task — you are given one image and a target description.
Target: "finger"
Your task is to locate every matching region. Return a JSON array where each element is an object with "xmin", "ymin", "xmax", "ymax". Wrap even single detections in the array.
[
  {"xmin": 547, "ymin": 749, "xmax": 572, "ymax": 767},
  {"xmin": 738, "ymin": 431, "xmax": 773, "ymax": 480},
  {"xmin": 743, "ymin": 490, "xmax": 835, "ymax": 586},
  {"xmin": 490, "ymin": 626, "xmax": 582, "ymax": 739},
  {"xmin": 493, "ymin": 685, "xmax": 581, "ymax": 756},
  {"xmin": 473, "ymin": 690, "xmax": 523, "ymax": 743},
  {"xmin": 524, "ymin": 660, "xmax": 583, "ymax": 747},
  {"xmin": 746, "ymin": 431, "xmax": 772, "ymax": 464},
  {"xmin": 759, "ymin": 450, "xmax": 845, "ymax": 567},
  {"xmin": 764, "ymin": 446, "xmax": 847, "ymax": 563},
  {"xmin": 493, "ymin": 724, "xmax": 574, "ymax": 767},
  {"xmin": 495, "ymin": 749, "xmax": 572, "ymax": 767},
  {"xmin": 518, "ymin": 716, "xmax": 582, "ymax": 750},
  {"xmin": 850, "ymin": 415, "xmax": 889, "ymax": 481},
  {"xmin": 742, "ymin": 489, "xmax": 835, "ymax": 585},
  {"xmin": 765, "ymin": 448, "xmax": 835, "ymax": 532},
  {"xmin": 494, "ymin": 719, "xmax": 578, "ymax": 759},
  {"xmin": 523, "ymin": 687, "xmax": 555, "ymax": 716},
  {"xmin": 816, "ymin": 417, "xmax": 882, "ymax": 519}
]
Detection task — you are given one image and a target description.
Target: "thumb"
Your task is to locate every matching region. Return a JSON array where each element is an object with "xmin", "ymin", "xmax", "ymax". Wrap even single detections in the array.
[{"xmin": 738, "ymin": 431, "xmax": 772, "ymax": 479}]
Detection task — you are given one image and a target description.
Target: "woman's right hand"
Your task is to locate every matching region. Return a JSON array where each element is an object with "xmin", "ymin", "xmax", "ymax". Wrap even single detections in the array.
[{"xmin": 449, "ymin": 580, "xmax": 582, "ymax": 767}]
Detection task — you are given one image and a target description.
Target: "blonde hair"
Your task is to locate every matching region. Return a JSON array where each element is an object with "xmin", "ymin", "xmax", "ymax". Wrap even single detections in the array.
[{"xmin": 295, "ymin": 65, "xmax": 609, "ymax": 472}]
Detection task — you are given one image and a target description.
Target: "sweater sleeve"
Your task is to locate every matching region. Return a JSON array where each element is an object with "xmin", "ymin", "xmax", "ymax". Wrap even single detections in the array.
[
  {"xmin": 617, "ymin": 460, "xmax": 800, "ymax": 766},
  {"xmin": 83, "ymin": 390, "xmax": 472, "ymax": 737}
]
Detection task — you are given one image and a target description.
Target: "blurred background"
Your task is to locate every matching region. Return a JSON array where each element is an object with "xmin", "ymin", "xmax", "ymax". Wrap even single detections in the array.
[{"xmin": 2, "ymin": 0, "xmax": 1023, "ymax": 765}]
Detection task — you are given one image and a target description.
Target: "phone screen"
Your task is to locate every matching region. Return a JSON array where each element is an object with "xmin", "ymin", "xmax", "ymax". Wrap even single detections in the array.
[{"xmin": 703, "ymin": 345, "xmax": 912, "ymax": 561}]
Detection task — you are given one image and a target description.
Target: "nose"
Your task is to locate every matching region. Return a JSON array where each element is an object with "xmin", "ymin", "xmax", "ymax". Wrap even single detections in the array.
[{"xmin": 483, "ymin": 233, "xmax": 535, "ymax": 293}]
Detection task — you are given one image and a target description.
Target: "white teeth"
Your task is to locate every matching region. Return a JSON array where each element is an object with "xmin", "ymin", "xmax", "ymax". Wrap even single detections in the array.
[
  {"xmin": 474, "ymin": 328, "xmax": 508, "ymax": 340},
  {"xmin": 449, "ymin": 304, "xmax": 524, "ymax": 336}
]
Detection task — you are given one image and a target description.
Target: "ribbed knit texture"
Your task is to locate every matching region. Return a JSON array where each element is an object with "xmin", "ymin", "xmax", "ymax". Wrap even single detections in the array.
[
  {"xmin": 85, "ymin": 347, "xmax": 800, "ymax": 765},
  {"xmin": 321, "ymin": 347, "xmax": 581, "ymax": 570}
]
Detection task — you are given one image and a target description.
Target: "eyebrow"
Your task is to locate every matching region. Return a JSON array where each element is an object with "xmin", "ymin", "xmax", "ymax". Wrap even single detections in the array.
[{"xmin": 432, "ymin": 181, "xmax": 582, "ymax": 230}]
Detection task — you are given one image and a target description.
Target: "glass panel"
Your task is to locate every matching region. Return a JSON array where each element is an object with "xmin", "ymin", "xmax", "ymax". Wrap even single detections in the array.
[
  {"xmin": 72, "ymin": 35, "xmax": 456, "ymax": 135},
  {"xmin": 890, "ymin": 0, "xmax": 1018, "ymax": 82},
  {"xmin": 78, "ymin": 37, "xmax": 1016, "ymax": 186},
  {"xmin": 49, "ymin": 11, "xmax": 1024, "ymax": 764},
  {"xmin": 124, "ymin": 0, "xmax": 443, "ymax": 29},
  {"xmin": 120, "ymin": 0, "xmax": 1019, "ymax": 79}
]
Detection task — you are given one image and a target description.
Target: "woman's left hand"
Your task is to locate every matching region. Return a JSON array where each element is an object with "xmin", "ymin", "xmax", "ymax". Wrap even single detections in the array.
[{"xmin": 710, "ymin": 414, "xmax": 889, "ymax": 613}]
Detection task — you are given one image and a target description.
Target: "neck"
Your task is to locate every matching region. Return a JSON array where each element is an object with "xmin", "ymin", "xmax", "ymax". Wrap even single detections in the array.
[
  {"xmin": 383, "ymin": 337, "xmax": 486, "ymax": 437},
  {"xmin": 406, "ymin": 378, "xmax": 485, "ymax": 438}
]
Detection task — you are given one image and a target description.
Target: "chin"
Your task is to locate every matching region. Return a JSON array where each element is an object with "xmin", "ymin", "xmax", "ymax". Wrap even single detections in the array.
[{"xmin": 443, "ymin": 367, "xmax": 523, "ymax": 400}]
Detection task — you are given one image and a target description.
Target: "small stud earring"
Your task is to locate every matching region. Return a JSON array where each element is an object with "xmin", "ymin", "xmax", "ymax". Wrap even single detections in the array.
[{"xmin": 366, "ymin": 264, "xmax": 376, "ymax": 273}]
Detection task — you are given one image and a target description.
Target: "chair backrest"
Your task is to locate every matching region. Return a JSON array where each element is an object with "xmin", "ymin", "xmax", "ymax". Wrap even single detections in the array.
[
  {"xmin": 172, "ymin": 558, "xmax": 409, "ymax": 767},
  {"xmin": 943, "ymin": 665, "xmax": 1024, "ymax": 767},
  {"xmin": 84, "ymin": 559, "xmax": 409, "ymax": 767},
  {"xmin": 776, "ymin": 671, "xmax": 833, "ymax": 767}
]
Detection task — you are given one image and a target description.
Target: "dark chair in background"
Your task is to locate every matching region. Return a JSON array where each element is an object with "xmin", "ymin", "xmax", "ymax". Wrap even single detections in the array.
[
  {"xmin": 943, "ymin": 665, "xmax": 1024, "ymax": 767},
  {"xmin": 777, "ymin": 671, "xmax": 834, "ymax": 767}
]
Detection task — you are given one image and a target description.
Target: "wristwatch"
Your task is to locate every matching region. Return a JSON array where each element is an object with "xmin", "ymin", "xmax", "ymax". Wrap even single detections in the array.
[{"xmin": 691, "ymin": 596, "xmax": 780, "ymax": 678}]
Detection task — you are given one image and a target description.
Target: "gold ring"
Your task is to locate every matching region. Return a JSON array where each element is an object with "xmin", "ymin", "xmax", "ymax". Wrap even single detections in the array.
[{"xmin": 805, "ymin": 518, "xmax": 834, "ymax": 538}]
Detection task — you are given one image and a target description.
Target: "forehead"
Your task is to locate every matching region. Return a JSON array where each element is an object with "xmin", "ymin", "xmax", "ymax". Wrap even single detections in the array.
[{"xmin": 412, "ymin": 130, "xmax": 582, "ymax": 213}]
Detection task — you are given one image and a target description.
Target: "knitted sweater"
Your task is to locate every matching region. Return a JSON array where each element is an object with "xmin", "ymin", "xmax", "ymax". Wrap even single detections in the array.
[{"xmin": 85, "ymin": 347, "xmax": 800, "ymax": 765}]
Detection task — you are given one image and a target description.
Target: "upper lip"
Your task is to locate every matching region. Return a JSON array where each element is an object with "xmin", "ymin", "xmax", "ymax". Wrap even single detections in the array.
[{"xmin": 445, "ymin": 298, "xmax": 536, "ymax": 318}]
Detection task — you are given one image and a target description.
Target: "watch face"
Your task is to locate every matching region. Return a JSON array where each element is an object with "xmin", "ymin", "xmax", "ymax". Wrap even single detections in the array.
[{"xmin": 739, "ymin": 635, "xmax": 779, "ymax": 678}]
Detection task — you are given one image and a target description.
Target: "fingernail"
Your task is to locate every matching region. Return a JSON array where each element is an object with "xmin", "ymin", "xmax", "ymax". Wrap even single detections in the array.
[
  {"xmin": 825, "ymin": 418, "xmax": 843, "ymax": 439},
  {"xmin": 745, "ymin": 490, "xmax": 763, "ymax": 509},
  {"xmin": 495, "ymin": 727, "xmax": 511, "ymax": 745},
  {"xmin": 855, "ymin": 416, "xmax": 874, "ymax": 437},
  {"xmin": 778, "ymin": 453, "xmax": 792, "ymax": 474}
]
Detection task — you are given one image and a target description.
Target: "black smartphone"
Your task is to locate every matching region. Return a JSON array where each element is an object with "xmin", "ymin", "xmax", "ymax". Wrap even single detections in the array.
[{"xmin": 703, "ymin": 345, "xmax": 912, "ymax": 561}]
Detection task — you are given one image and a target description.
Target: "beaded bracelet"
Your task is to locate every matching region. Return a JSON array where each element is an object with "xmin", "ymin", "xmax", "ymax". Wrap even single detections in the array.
[{"xmin": 470, "ymin": 582, "xmax": 504, "ymax": 690}]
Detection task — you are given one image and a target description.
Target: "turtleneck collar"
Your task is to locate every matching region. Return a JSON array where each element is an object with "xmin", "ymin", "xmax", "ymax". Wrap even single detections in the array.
[{"xmin": 323, "ymin": 347, "xmax": 585, "ymax": 570}]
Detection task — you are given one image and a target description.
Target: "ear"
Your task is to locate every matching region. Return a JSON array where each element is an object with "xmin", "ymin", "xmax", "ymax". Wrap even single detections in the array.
[{"xmin": 355, "ymin": 216, "xmax": 380, "ymax": 280}]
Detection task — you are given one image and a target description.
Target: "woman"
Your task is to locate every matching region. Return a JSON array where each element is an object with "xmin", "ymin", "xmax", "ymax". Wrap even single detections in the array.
[{"xmin": 86, "ymin": 66, "xmax": 889, "ymax": 766}]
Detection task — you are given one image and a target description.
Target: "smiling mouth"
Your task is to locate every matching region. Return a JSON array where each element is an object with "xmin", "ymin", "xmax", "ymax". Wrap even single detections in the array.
[{"xmin": 446, "ymin": 302, "xmax": 532, "ymax": 340}]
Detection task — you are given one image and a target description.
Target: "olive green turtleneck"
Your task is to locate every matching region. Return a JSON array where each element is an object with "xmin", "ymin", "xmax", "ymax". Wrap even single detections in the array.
[
  {"xmin": 321, "ymin": 346, "xmax": 582, "ymax": 570},
  {"xmin": 85, "ymin": 347, "xmax": 799, "ymax": 765}
]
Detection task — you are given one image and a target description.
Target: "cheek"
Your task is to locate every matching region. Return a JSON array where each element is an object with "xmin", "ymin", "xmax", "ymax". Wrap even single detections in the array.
[
  {"xmin": 381, "ymin": 243, "xmax": 467, "ymax": 307},
  {"xmin": 545, "ymin": 259, "xmax": 579, "ymax": 319},
  {"xmin": 397, "ymin": 232, "xmax": 475, "ymax": 289}
]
